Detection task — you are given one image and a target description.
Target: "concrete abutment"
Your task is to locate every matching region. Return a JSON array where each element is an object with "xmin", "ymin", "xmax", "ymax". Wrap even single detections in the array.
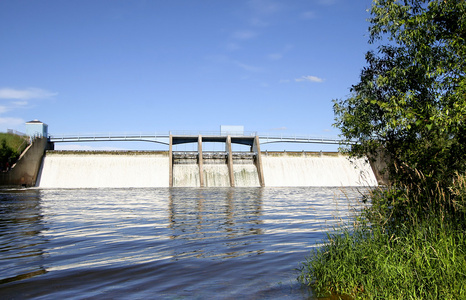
[{"xmin": 0, "ymin": 137, "xmax": 52, "ymax": 187}]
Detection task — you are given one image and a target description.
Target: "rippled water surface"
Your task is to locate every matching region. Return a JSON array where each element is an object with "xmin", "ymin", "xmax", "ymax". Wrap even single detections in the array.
[{"xmin": 0, "ymin": 187, "xmax": 364, "ymax": 299}]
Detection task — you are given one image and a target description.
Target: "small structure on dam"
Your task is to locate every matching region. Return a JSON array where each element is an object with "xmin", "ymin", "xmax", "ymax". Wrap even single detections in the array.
[{"xmin": 26, "ymin": 120, "xmax": 48, "ymax": 140}]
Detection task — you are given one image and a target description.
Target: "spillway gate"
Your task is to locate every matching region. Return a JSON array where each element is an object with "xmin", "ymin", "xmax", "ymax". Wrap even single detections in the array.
[{"xmin": 169, "ymin": 135, "xmax": 265, "ymax": 187}]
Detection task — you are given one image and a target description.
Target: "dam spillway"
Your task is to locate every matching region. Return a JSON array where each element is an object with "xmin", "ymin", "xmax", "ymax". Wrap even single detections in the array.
[
  {"xmin": 36, "ymin": 151, "xmax": 170, "ymax": 188},
  {"xmin": 36, "ymin": 151, "xmax": 378, "ymax": 188}
]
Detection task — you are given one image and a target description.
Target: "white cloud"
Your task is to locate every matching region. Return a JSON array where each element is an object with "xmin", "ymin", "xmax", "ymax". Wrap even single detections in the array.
[
  {"xmin": 248, "ymin": 0, "xmax": 282, "ymax": 15},
  {"xmin": 267, "ymin": 45, "xmax": 293, "ymax": 61},
  {"xmin": 226, "ymin": 42, "xmax": 241, "ymax": 51},
  {"xmin": 271, "ymin": 126, "xmax": 288, "ymax": 131},
  {"xmin": 301, "ymin": 11, "xmax": 316, "ymax": 19},
  {"xmin": 250, "ymin": 18, "xmax": 268, "ymax": 27},
  {"xmin": 267, "ymin": 53, "xmax": 282, "ymax": 60},
  {"xmin": 0, "ymin": 87, "xmax": 57, "ymax": 100},
  {"xmin": 12, "ymin": 101, "xmax": 28, "ymax": 106},
  {"xmin": 318, "ymin": 0, "xmax": 337, "ymax": 5},
  {"xmin": 0, "ymin": 117, "xmax": 25, "ymax": 127},
  {"xmin": 232, "ymin": 30, "xmax": 258, "ymax": 40},
  {"xmin": 295, "ymin": 75, "xmax": 324, "ymax": 83},
  {"xmin": 234, "ymin": 61, "xmax": 262, "ymax": 72},
  {"xmin": 0, "ymin": 106, "xmax": 9, "ymax": 114}
]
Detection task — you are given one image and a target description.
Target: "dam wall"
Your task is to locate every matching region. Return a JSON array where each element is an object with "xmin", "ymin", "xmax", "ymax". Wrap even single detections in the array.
[{"xmin": 36, "ymin": 151, "xmax": 377, "ymax": 188}]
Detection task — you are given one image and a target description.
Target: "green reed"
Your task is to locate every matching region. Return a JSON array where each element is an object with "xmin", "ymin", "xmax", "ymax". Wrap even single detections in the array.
[{"xmin": 299, "ymin": 174, "xmax": 466, "ymax": 299}]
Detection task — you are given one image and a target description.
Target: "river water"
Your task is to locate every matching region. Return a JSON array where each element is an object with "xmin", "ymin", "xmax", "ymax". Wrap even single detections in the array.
[{"xmin": 0, "ymin": 187, "xmax": 365, "ymax": 299}]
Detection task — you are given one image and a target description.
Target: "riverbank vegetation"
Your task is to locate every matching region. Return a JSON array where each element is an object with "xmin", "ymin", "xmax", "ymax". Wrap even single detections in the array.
[
  {"xmin": 299, "ymin": 0, "xmax": 466, "ymax": 298},
  {"xmin": 0, "ymin": 133, "xmax": 29, "ymax": 171}
]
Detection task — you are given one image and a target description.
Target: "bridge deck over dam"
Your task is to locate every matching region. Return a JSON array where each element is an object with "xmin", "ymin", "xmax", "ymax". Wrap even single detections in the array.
[{"xmin": 48, "ymin": 132, "xmax": 349, "ymax": 146}]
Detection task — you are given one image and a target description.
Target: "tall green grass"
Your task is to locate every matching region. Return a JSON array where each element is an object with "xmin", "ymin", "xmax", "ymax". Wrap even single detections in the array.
[
  {"xmin": 299, "ymin": 175, "xmax": 466, "ymax": 299},
  {"xmin": 0, "ymin": 132, "xmax": 28, "ymax": 155},
  {"xmin": 0, "ymin": 132, "xmax": 29, "ymax": 169}
]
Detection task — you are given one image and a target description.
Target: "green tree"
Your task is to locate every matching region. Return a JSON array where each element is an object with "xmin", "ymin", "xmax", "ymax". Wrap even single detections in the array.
[
  {"xmin": 334, "ymin": 0, "xmax": 466, "ymax": 189},
  {"xmin": 0, "ymin": 139, "xmax": 17, "ymax": 171}
]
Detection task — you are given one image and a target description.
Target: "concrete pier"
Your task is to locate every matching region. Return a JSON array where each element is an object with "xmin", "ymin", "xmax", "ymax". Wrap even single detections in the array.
[
  {"xmin": 198, "ymin": 135, "xmax": 204, "ymax": 187},
  {"xmin": 253, "ymin": 136, "xmax": 265, "ymax": 187},
  {"xmin": 226, "ymin": 135, "xmax": 235, "ymax": 187},
  {"xmin": 169, "ymin": 134, "xmax": 173, "ymax": 187}
]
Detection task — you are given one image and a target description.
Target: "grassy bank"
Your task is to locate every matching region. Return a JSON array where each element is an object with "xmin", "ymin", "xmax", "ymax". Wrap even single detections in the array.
[
  {"xmin": 299, "ymin": 177, "xmax": 466, "ymax": 299},
  {"xmin": 0, "ymin": 133, "xmax": 28, "ymax": 153},
  {"xmin": 0, "ymin": 133, "xmax": 29, "ymax": 170}
]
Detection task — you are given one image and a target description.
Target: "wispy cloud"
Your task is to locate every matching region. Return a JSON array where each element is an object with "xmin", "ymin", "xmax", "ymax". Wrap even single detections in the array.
[
  {"xmin": 0, "ymin": 106, "xmax": 9, "ymax": 114},
  {"xmin": 248, "ymin": 0, "xmax": 282, "ymax": 15},
  {"xmin": 271, "ymin": 126, "xmax": 288, "ymax": 131},
  {"xmin": 232, "ymin": 30, "xmax": 258, "ymax": 40},
  {"xmin": 301, "ymin": 11, "xmax": 316, "ymax": 19},
  {"xmin": 295, "ymin": 75, "xmax": 324, "ymax": 83},
  {"xmin": 0, "ymin": 87, "xmax": 57, "ymax": 100},
  {"xmin": 234, "ymin": 61, "xmax": 262, "ymax": 72},
  {"xmin": 12, "ymin": 101, "xmax": 28, "ymax": 106},
  {"xmin": 267, "ymin": 44, "xmax": 293, "ymax": 61},
  {"xmin": 267, "ymin": 53, "xmax": 283, "ymax": 60},
  {"xmin": 318, "ymin": 0, "xmax": 337, "ymax": 5},
  {"xmin": 0, "ymin": 87, "xmax": 57, "ymax": 130},
  {"xmin": 0, "ymin": 117, "xmax": 25, "ymax": 127}
]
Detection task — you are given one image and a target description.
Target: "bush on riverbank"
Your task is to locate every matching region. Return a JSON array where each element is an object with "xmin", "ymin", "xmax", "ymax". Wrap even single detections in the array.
[
  {"xmin": 0, "ymin": 133, "xmax": 29, "ymax": 171},
  {"xmin": 298, "ymin": 0, "xmax": 466, "ymax": 297},
  {"xmin": 299, "ymin": 173, "xmax": 466, "ymax": 299}
]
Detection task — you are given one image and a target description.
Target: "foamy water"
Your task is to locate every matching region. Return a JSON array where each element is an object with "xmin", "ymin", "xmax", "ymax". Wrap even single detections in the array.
[
  {"xmin": 37, "ymin": 152, "xmax": 169, "ymax": 188},
  {"xmin": 36, "ymin": 151, "xmax": 377, "ymax": 188},
  {"xmin": 262, "ymin": 154, "xmax": 377, "ymax": 187}
]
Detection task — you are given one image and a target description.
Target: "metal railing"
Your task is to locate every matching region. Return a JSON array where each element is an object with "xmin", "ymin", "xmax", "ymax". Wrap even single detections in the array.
[{"xmin": 48, "ymin": 132, "xmax": 351, "ymax": 145}]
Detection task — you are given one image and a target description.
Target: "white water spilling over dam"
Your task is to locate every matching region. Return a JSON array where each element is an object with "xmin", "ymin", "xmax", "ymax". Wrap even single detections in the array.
[
  {"xmin": 36, "ymin": 152, "xmax": 170, "ymax": 188},
  {"xmin": 262, "ymin": 153, "xmax": 377, "ymax": 187},
  {"xmin": 36, "ymin": 151, "xmax": 377, "ymax": 188}
]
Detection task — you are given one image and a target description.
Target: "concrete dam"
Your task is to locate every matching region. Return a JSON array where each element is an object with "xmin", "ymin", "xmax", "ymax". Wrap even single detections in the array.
[
  {"xmin": 36, "ymin": 151, "xmax": 378, "ymax": 188},
  {"xmin": 1, "ymin": 133, "xmax": 378, "ymax": 188}
]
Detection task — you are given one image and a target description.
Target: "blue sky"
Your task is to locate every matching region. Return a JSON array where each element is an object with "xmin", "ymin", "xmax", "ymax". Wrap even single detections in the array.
[{"xmin": 0, "ymin": 0, "xmax": 374, "ymax": 151}]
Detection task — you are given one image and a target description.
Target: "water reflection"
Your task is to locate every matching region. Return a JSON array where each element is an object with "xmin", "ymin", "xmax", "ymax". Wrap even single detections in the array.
[
  {"xmin": 168, "ymin": 188, "xmax": 265, "ymax": 259},
  {"xmin": 0, "ymin": 189, "xmax": 48, "ymax": 284},
  {"xmin": 0, "ymin": 187, "xmax": 365, "ymax": 299}
]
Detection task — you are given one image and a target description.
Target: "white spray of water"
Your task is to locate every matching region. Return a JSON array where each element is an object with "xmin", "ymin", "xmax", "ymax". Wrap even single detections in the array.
[
  {"xmin": 233, "ymin": 164, "xmax": 260, "ymax": 187},
  {"xmin": 37, "ymin": 153, "xmax": 169, "ymax": 188},
  {"xmin": 37, "ymin": 152, "xmax": 378, "ymax": 188},
  {"xmin": 203, "ymin": 164, "xmax": 230, "ymax": 187},
  {"xmin": 173, "ymin": 164, "xmax": 200, "ymax": 187},
  {"xmin": 261, "ymin": 154, "xmax": 377, "ymax": 187}
]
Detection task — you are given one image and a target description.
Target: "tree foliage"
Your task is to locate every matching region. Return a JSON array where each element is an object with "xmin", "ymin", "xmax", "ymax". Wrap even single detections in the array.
[
  {"xmin": 334, "ymin": 0, "xmax": 466, "ymax": 188},
  {"xmin": 0, "ymin": 139, "xmax": 18, "ymax": 171}
]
